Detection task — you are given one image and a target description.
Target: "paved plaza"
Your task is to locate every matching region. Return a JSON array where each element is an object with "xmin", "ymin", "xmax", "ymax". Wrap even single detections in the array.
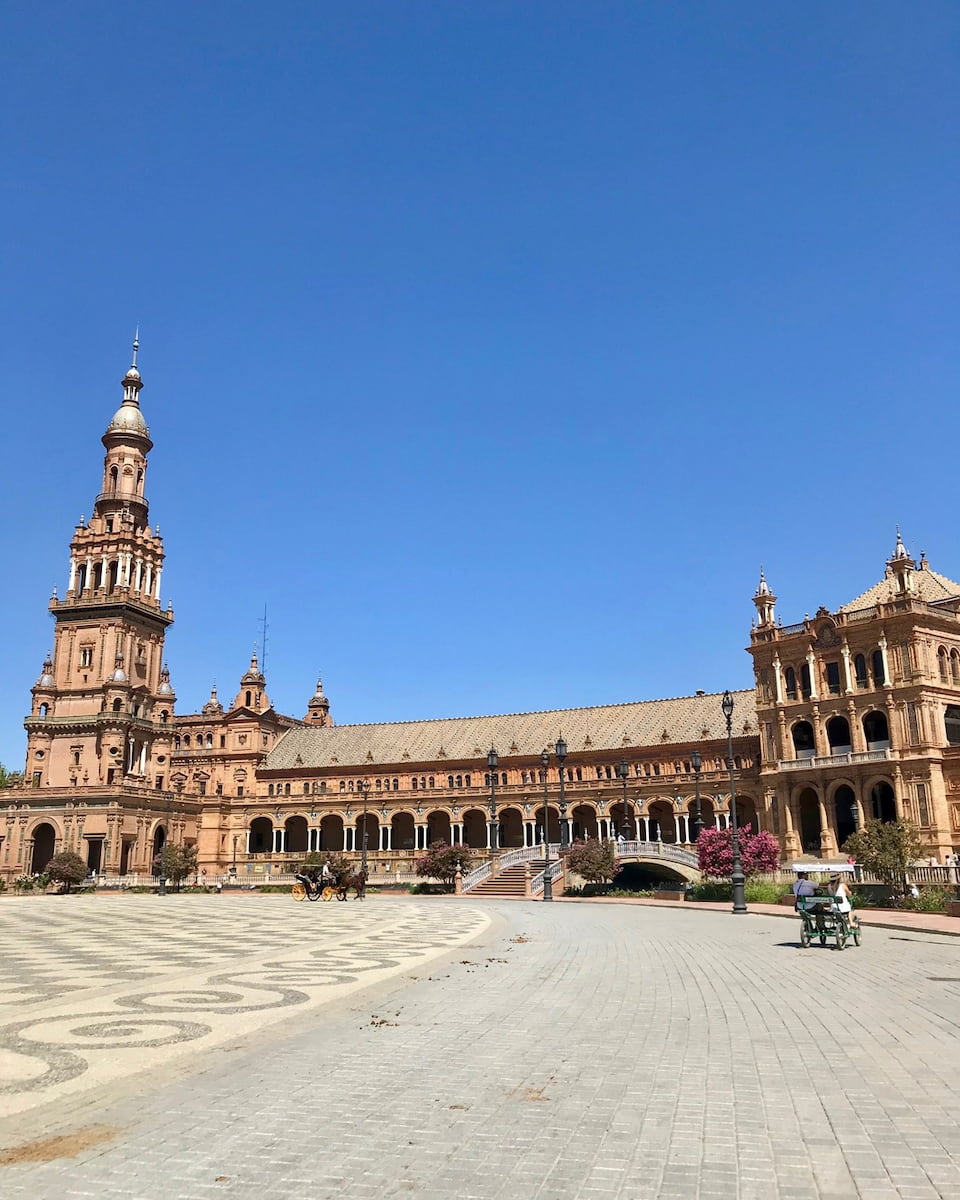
[{"xmin": 1, "ymin": 896, "xmax": 959, "ymax": 1199}]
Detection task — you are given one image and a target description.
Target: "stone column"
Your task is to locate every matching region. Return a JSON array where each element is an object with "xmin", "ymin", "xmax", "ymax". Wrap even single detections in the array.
[
  {"xmin": 806, "ymin": 649, "xmax": 819, "ymax": 700},
  {"xmin": 818, "ymin": 793, "xmax": 836, "ymax": 856},
  {"xmin": 772, "ymin": 655, "xmax": 783, "ymax": 703},
  {"xmin": 841, "ymin": 641, "xmax": 853, "ymax": 694}
]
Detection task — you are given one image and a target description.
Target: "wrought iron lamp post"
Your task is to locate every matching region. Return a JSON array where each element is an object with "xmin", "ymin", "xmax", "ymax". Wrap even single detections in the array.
[
  {"xmin": 721, "ymin": 691, "xmax": 747, "ymax": 914},
  {"xmin": 541, "ymin": 749, "xmax": 552, "ymax": 902},
  {"xmin": 617, "ymin": 759, "xmax": 631, "ymax": 838},
  {"xmin": 691, "ymin": 749, "xmax": 703, "ymax": 842},
  {"xmin": 487, "ymin": 747, "xmax": 499, "ymax": 853},
  {"xmin": 358, "ymin": 778, "xmax": 371, "ymax": 874},
  {"xmin": 556, "ymin": 735, "xmax": 569, "ymax": 847}
]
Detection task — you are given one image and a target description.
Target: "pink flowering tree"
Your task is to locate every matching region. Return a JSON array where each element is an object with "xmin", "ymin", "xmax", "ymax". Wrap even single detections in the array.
[{"xmin": 697, "ymin": 825, "xmax": 780, "ymax": 879}]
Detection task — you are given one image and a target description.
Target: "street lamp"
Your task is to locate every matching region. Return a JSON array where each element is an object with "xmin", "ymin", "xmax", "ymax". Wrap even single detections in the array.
[
  {"xmin": 556, "ymin": 735, "xmax": 569, "ymax": 848},
  {"xmin": 541, "ymin": 749, "xmax": 552, "ymax": 902},
  {"xmin": 487, "ymin": 747, "xmax": 499, "ymax": 853},
  {"xmin": 722, "ymin": 691, "xmax": 747, "ymax": 914},
  {"xmin": 691, "ymin": 749, "xmax": 703, "ymax": 842},
  {"xmin": 616, "ymin": 759, "xmax": 631, "ymax": 838},
  {"xmin": 357, "ymin": 778, "xmax": 371, "ymax": 874},
  {"xmin": 231, "ymin": 834, "xmax": 238, "ymax": 874}
]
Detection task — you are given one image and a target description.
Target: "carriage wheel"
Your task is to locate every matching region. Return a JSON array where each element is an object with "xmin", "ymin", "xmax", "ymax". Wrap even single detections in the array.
[
  {"xmin": 291, "ymin": 881, "xmax": 307, "ymax": 902},
  {"xmin": 851, "ymin": 922, "xmax": 862, "ymax": 947},
  {"xmin": 308, "ymin": 889, "xmax": 323, "ymax": 901},
  {"xmin": 322, "ymin": 886, "xmax": 336, "ymax": 902},
  {"xmin": 800, "ymin": 927, "xmax": 811, "ymax": 949},
  {"xmin": 835, "ymin": 927, "xmax": 846, "ymax": 950}
]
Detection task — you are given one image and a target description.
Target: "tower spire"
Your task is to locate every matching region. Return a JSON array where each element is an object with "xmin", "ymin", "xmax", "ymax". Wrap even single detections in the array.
[{"xmin": 131, "ymin": 327, "xmax": 140, "ymax": 368}]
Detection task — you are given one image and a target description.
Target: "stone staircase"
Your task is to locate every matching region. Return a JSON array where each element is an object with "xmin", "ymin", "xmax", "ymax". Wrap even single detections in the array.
[{"xmin": 468, "ymin": 859, "xmax": 552, "ymax": 899}]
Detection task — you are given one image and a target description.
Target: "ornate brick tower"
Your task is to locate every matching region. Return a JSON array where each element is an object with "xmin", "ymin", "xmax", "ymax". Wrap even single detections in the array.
[{"xmin": 4, "ymin": 342, "xmax": 191, "ymax": 879}]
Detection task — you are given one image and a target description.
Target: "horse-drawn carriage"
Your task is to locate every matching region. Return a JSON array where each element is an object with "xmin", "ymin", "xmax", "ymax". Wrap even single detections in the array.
[{"xmin": 291, "ymin": 867, "xmax": 367, "ymax": 903}]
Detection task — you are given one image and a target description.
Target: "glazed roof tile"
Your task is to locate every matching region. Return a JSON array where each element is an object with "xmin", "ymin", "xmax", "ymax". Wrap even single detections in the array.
[
  {"xmin": 840, "ymin": 566, "xmax": 960, "ymax": 612},
  {"xmin": 264, "ymin": 689, "xmax": 757, "ymax": 772}
]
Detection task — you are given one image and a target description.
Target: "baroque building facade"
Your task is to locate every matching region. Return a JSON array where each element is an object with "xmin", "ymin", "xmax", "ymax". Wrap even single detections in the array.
[{"xmin": 2, "ymin": 350, "xmax": 958, "ymax": 880}]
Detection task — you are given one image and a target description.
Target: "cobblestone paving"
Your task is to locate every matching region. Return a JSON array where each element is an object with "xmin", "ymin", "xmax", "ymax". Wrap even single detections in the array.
[{"xmin": 2, "ymin": 898, "xmax": 960, "ymax": 1199}]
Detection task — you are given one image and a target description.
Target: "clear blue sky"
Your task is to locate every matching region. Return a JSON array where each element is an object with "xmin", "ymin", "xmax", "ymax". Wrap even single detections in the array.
[{"xmin": 1, "ymin": 1, "xmax": 957, "ymax": 768}]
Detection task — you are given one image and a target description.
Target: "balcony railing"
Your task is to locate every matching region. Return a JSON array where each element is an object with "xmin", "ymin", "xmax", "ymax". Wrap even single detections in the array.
[{"xmin": 776, "ymin": 748, "xmax": 892, "ymax": 771}]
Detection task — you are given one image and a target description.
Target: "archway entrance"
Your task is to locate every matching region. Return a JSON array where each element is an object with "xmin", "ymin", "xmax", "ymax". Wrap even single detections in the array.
[
  {"xmin": 152, "ymin": 825, "xmax": 167, "ymax": 864},
  {"xmin": 426, "ymin": 811, "xmax": 450, "ymax": 845},
  {"xmin": 498, "ymin": 807, "xmax": 524, "ymax": 848},
  {"xmin": 571, "ymin": 805, "xmax": 598, "ymax": 841},
  {"xmin": 535, "ymin": 806, "xmax": 560, "ymax": 844},
  {"xmin": 31, "ymin": 823, "xmax": 56, "ymax": 873},
  {"xmin": 356, "ymin": 814, "xmax": 379, "ymax": 855},
  {"xmin": 648, "ymin": 800, "xmax": 677, "ymax": 843},
  {"xmin": 736, "ymin": 796, "xmax": 759, "ymax": 834},
  {"xmin": 319, "ymin": 814, "xmax": 344, "ymax": 851},
  {"xmin": 248, "ymin": 817, "xmax": 271, "ymax": 854},
  {"xmin": 285, "ymin": 815, "xmax": 308, "ymax": 854},
  {"xmin": 688, "ymin": 796, "xmax": 715, "ymax": 841},
  {"xmin": 462, "ymin": 809, "xmax": 487, "ymax": 849},
  {"xmin": 391, "ymin": 812, "xmax": 415, "ymax": 851},
  {"xmin": 870, "ymin": 781, "xmax": 897, "ymax": 823},
  {"xmin": 834, "ymin": 785, "xmax": 858, "ymax": 847},
  {"xmin": 797, "ymin": 789, "xmax": 821, "ymax": 854}
]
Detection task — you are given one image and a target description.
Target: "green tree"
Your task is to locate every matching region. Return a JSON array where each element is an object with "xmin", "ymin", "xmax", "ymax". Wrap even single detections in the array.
[
  {"xmin": 415, "ymin": 841, "xmax": 473, "ymax": 891},
  {"xmin": 565, "ymin": 838, "xmax": 618, "ymax": 885},
  {"xmin": 153, "ymin": 843, "xmax": 199, "ymax": 891},
  {"xmin": 46, "ymin": 851, "xmax": 88, "ymax": 893},
  {"xmin": 0, "ymin": 763, "xmax": 22, "ymax": 789},
  {"xmin": 298, "ymin": 851, "xmax": 349, "ymax": 878},
  {"xmin": 843, "ymin": 819, "xmax": 924, "ymax": 895}
]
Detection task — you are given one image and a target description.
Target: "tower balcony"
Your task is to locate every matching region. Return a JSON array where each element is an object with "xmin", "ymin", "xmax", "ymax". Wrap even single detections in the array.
[{"xmin": 774, "ymin": 748, "xmax": 891, "ymax": 772}]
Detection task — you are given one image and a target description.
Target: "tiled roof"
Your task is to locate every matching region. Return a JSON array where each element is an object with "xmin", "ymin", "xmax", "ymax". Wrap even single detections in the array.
[
  {"xmin": 840, "ymin": 566, "xmax": 960, "ymax": 612},
  {"xmin": 264, "ymin": 689, "xmax": 758, "ymax": 772}
]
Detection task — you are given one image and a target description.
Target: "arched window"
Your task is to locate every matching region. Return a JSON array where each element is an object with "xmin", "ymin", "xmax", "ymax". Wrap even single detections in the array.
[
  {"xmin": 871, "ymin": 649, "xmax": 885, "ymax": 686},
  {"xmin": 245, "ymin": 691, "xmax": 252, "ymax": 707},
  {"xmin": 938, "ymin": 647, "xmax": 949, "ymax": 682},
  {"xmin": 785, "ymin": 667, "xmax": 797, "ymax": 700},
  {"xmin": 465, "ymin": 774, "xmax": 472, "ymax": 787},
  {"xmin": 863, "ymin": 710, "xmax": 890, "ymax": 748},
  {"xmin": 800, "ymin": 663, "xmax": 812, "ymax": 699},
  {"xmin": 303, "ymin": 783, "xmax": 310, "ymax": 794},
  {"xmin": 339, "ymin": 781, "xmax": 346, "ymax": 792},
  {"xmin": 284, "ymin": 783, "xmax": 291, "ymax": 796},
  {"xmin": 159, "ymin": 710, "xmax": 168, "ymax": 725},
  {"xmin": 110, "ymin": 465, "xmax": 119, "ymax": 490},
  {"xmin": 205, "ymin": 733, "xmax": 213, "ymax": 748},
  {"xmin": 791, "ymin": 721, "xmax": 816, "ymax": 758},
  {"xmin": 39, "ymin": 702, "xmax": 49, "ymax": 718},
  {"xmin": 174, "ymin": 736, "xmax": 181, "ymax": 750},
  {"xmin": 413, "ymin": 777, "xmax": 420, "ymax": 790},
  {"xmin": 268, "ymin": 784, "xmax": 274, "ymax": 797},
  {"xmin": 825, "ymin": 715, "xmax": 851, "ymax": 753},
  {"xmin": 951, "ymin": 651, "xmax": 960, "ymax": 685},
  {"xmin": 112, "ymin": 698, "xmax": 123, "ymax": 712},
  {"xmin": 854, "ymin": 654, "xmax": 868, "ymax": 688},
  {"xmin": 348, "ymin": 780, "xmax": 354, "ymax": 792},
  {"xmin": 447, "ymin": 775, "xmax": 454, "ymax": 788},
  {"xmin": 391, "ymin": 778, "xmax": 398, "ymax": 791},
  {"xmin": 184, "ymin": 734, "xmax": 191, "ymax": 747},
  {"xmin": 428, "ymin": 777, "xmax": 435, "ymax": 788}
]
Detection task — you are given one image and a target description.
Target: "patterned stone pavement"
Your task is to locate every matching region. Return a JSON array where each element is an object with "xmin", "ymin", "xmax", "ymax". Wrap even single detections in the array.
[{"xmin": 2, "ymin": 896, "xmax": 960, "ymax": 1199}]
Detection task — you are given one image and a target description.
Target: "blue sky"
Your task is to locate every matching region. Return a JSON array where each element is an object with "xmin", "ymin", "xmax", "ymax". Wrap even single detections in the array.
[{"xmin": 1, "ymin": 1, "xmax": 957, "ymax": 768}]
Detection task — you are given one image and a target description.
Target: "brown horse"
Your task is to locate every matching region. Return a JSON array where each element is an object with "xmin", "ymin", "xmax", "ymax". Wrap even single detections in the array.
[{"xmin": 336, "ymin": 868, "xmax": 367, "ymax": 901}]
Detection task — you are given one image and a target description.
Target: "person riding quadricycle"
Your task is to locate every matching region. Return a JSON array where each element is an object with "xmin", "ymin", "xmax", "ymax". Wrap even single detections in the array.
[{"xmin": 793, "ymin": 865, "xmax": 861, "ymax": 950}]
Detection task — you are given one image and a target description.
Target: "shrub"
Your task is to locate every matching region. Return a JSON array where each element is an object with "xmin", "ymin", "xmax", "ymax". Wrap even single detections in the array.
[
  {"xmin": 12, "ymin": 875, "xmax": 35, "ymax": 893},
  {"xmin": 686, "ymin": 881, "xmax": 731, "ymax": 902},
  {"xmin": 46, "ymin": 852, "xmax": 88, "ymax": 892},
  {"xmin": 744, "ymin": 880, "xmax": 783, "ymax": 904},
  {"xmin": 697, "ymin": 825, "xmax": 781, "ymax": 879},
  {"xmin": 415, "ymin": 842, "xmax": 473, "ymax": 891},
  {"xmin": 902, "ymin": 885, "xmax": 952, "ymax": 913},
  {"xmin": 565, "ymin": 838, "xmax": 618, "ymax": 884}
]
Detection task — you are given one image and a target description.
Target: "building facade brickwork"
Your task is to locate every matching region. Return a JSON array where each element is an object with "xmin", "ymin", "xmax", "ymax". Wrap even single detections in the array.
[{"xmin": 3, "ymin": 352, "xmax": 958, "ymax": 880}]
